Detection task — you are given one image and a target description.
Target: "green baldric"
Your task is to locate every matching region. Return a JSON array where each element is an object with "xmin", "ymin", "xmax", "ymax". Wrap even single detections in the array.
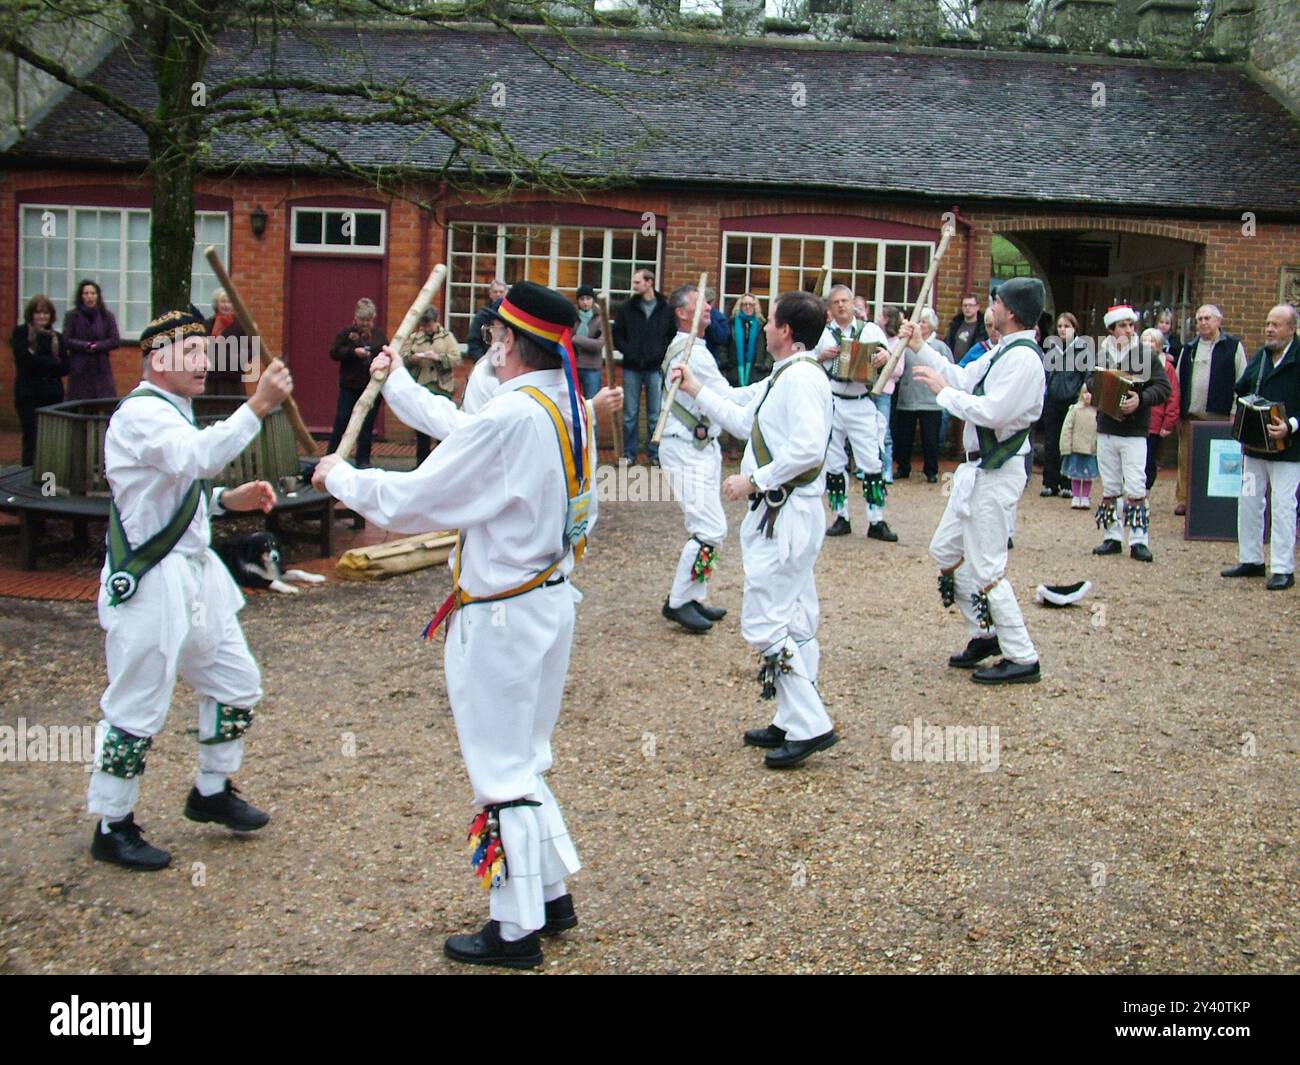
[
  {"xmin": 750, "ymin": 356, "xmax": 825, "ymax": 488},
  {"xmin": 972, "ymin": 338, "xmax": 1041, "ymax": 471},
  {"xmin": 669, "ymin": 398, "xmax": 713, "ymax": 449},
  {"xmin": 105, "ymin": 388, "xmax": 212, "ymax": 606}
]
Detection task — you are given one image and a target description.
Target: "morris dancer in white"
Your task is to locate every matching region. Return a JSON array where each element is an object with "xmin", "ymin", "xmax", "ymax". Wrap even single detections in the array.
[
  {"xmin": 659, "ymin": 284, "xmax": 730, "ymax": 633},
  {"xmin": 314, "ymin": 282, "xmax": 595, "ymax": 969},
  {"xmin": 902, "ymin": 277, "xmax": 1046, "ymax": 685},
  {"xmin": 817, "ymin": 285, "xmax": 898, "ymax": 542},
  {"xmin": 672, "ymin": 290, "xmax": 837, "ymax": 769},
  {"xmin": 89, "ymin": 309, "xmax": 293, "ymax": 869}
]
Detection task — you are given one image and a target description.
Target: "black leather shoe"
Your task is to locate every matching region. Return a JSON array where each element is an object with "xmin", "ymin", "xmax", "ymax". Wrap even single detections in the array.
[
  {"xmin": 926, "ymin": 474, "xmax": 939, "ymax": 484},
  {"xmin": 868, "ymin": 521, "xmax": 898, "ymax": 542},
  {"xmin": 444, "ymin": 920, "xmax": 543, "ymax": 969},
  {"xmin": 693, "ymin": 602, "xmax": 727, "ymax": 622},
  {"xmin": 543, "ymin": 894, "xmax": 578, "ymax": 935},
  {"xmin": 1267, "ymin": 572, "xmax": 1295, "ymax": 591},
  {"xmin": 183, "ymin": 781, "xmax": 270, "ymax": 832},
  {"xmin": 1222, "ymin": 563, "xmax": 1266, "ymax": 578},
  {"xmin": 826, "ymin": 516, "xmax": 852, "ymax": 537},
  {"xmin": 1130, "ymin": 543, "xmax": 1154, "ymax": 563},
  {"xmin": 1060, "ymin": 488, "xmax": 1072, "ymax": 499},
  {"xmin": 1040, "ymin": 487, "xmax": 1057, "ymax": 497},
  {"xmin": 972, "ymin": 658, "xmax": 1042, "ymax": 685},
  {"xmin": 662, "ymin": 598, "xmax": 712, "ymax": 633},
  {"xmin": 90, "ymin": 814, "xmax": 171, "ymax": 871},
  {"xmin": 895, "ymin": 470, "xmax": 911, "ymax": 480},
  {"xmin": 1007, "ymin": 537, "xmax": 1014, "ymax": 549},
  {"xmin": 1093, "ymin": 539, "xmax": 1123, "ymax": 556},
  {"xmin": 764, "ymin": 730, "xmax": 838, "ymax": 769},
  {"xmin": 948, "ymin": 635, "xmax": 1000, "ymax": 669},
  {"xmin": 743, "ymin": 723, "xmax": 786, "ymax": 749}
]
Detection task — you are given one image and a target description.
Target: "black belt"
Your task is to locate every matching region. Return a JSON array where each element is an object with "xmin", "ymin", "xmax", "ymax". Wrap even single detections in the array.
[
  {"xmin": 832, "ymin": 391, "xmax": 874, "ymax": 400},
  {"xmin": 543, "ymin": 574, "xmax": 568, "ymax": 588},
  {"xmin": 965, "ymin": 450, "xmax": 981, "ymax": 463}
]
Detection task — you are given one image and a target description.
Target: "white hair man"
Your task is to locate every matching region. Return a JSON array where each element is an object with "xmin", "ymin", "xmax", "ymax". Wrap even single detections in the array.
[
  {"xmin": 89, "ymin": 309, "xmax": 293, "ymax": 869},
  {"xmin": 817, "ymin": 285, "xmax": 898, "ymax": 541},
  {"xmin": 1086, "ymin": 305, "xmax": 1171, "ymax": 563},
  {"xmin": 659, "ymin": 284, "xmax": 731, "ymax": 632},
  {"xmin": 902, "ymin": 277, "xmax": 1046, "ymax": 685},
  {"xmin": 1221, "ymin": 304, "xmax": 1300, "ymax": 591},
  {"xmin": 895, "ymin": 307, "xmax": 952, "ymax": 483}
]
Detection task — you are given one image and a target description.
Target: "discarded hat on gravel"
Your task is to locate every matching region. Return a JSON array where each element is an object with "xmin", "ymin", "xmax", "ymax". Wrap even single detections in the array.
[
  {"xmin": 1104, "ymin": 304, "xmax": 1138, "ymax": 329},
  {"xmin": 139, "ymin": 308, "xmax": 207, "ymax": 352},
  {"xmin": 1034, "ymin": 580, "xmax": 1092, "ymax": 607},
  {"xmin": 995, "ymin": 276, "xmax": 1045, "ymax": 328}
]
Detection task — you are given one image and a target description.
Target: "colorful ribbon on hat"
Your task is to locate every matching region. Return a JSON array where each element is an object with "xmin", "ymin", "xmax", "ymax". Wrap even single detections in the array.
[{"xmin": 496, "ymin": 297, "xmax": 588, "ymax": 476}]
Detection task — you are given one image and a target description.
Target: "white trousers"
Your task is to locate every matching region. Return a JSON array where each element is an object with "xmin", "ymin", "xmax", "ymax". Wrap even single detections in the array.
[
  {"xmin": 88, "ymin": 551, "xmax": 262, "ymax": 819},
  {"xmin": 1239, "ymin": 456, "xmax": 1300, "ymax": 574},
  {"xmin": 445, "ymin": 581, "xmax": 581, "ymax": 933},
  {"xmin": 929, "ymin": 461, "xmax": 1038, "ymax": 665},
  {"xmin": 1097, "ymin": 434, "xmax": 1149, "ymax": 545},
  {"xmin": 660, "ymin": 436, "xmax": 727, "ymax": 608},
  {"xmin": 825, "ymin": 394, "xmax": 886, "ymax": 522},
  {"xmin": 740, "ymin": 493, "xmax": 832, "ymax": 741}
]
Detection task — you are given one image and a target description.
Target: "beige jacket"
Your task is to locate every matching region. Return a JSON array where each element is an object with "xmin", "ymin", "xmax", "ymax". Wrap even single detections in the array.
[
  {"xmin": 402, "ymin": 326, "xmax": 461, "ymax": 395},
  {"xmin": 1059, "ymin": 393, "xmax": 1098, "ymax": 457}
]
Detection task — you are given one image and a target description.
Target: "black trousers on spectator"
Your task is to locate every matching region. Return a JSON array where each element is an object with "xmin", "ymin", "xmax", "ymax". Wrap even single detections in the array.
[
  {"xmin": 1146, "ymin": 433, "xmax": 1163, "ymax": 491},
  {"xmin": 1040, "ymin": 399, "xmax": 1071, "ymax": 491},
  {"xmin": 893, "ymin": 407, "xmax": 942, "ymax": 478},
  {"xmin": 327, "ymin": 386, "xmax": 382, "ymax": 467}
]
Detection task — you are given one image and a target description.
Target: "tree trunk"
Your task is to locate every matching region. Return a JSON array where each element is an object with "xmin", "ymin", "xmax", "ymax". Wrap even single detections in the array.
[{"xmin": 148, "ymin": 132, "xmax": 197, "ymax": 316}]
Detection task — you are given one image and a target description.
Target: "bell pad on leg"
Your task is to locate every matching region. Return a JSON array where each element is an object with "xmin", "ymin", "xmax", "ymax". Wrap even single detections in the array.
[
  {"xmin": 97, "ymin": 727, "xmax": 152, "ymax": 779},
  {"xmin": 691, "ymin": 538, "xmax": 717, "ymax": 584},
  {"xmin": 862, "ymin": 472, "xmax": 887, "ymax": 507},
  {"xmin": 1123, "ymin": 497, "xmax": 1149, "ymax": 532},
  {"xmin": 757, "ymin": 646, "xmax": 796, "ymax": 700},
  {"xmin": 200, "ymin": 704, "xmax": 255, "ymax": 745},
  {"xmin": 938, "ymin": 570, "xmax": 957, "ymax": 609},
  {"xmin": 468, "ymin": 799, "xmax": 541, "ymax": 890},
  {"xmin": 1095, "ymin": 498, "xmax": 1117, "ymax": 530},
  {"xmin": 825, "ymin": 472, "xmax": 846, "ymax": 512}
]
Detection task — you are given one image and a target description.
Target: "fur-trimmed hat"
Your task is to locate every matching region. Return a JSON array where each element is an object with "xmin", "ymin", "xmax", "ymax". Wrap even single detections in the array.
[
  {"xmin": 139, "ymin": 308, "xmax": 207, "ymax": 353},
  {"xmin": 1034, "ymin": 580, "xmax": 1093, "ymax": 607},
  {"xmin": 1104, "ymin": 304, "xmax": 1137, "ymax": 329}
]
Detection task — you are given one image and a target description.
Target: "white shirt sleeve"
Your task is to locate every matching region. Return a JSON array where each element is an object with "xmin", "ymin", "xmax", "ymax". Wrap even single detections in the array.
[
  {"xmin": 121, "ymin": 400, "xmax": 261, "ymax": 482},
  {"xmin": 936, "ymin": 349, "xmax": 1043, "ymax": 429},
  {"xmin": 750, "ymin": 364, "xmax": 830, "ymax": 492},
  {"xmin": 694, "ymin": 381, "xmax": 760, "ymax": 440},
  {"xmin": 382, "ymin": 359, "xmax": 471, "ymax": 441}
]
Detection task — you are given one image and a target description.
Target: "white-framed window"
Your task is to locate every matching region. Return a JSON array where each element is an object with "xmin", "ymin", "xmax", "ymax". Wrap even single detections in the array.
[
  {"xmin": 446, "ymin": 222, "xmax": 662, "ymax": 339},
  {"xmin": 19, "ymin": 205, "xmax": 229, "ymax": 336},
  {"xmin": 720, "ymin": 230, "xmax": 934, "ymax": 319},
  {"xmin": 290, "ymin": 207, "xmax": 386, "ymax": 254}
]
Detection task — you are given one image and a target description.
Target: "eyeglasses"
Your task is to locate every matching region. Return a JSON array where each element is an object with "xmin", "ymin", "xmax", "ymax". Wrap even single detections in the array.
[{"xmin": 481, "ymin": 324, "xmax": 506, "ymax": 346}]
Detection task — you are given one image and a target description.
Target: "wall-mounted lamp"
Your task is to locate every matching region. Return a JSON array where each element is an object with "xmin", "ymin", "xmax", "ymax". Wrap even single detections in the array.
[{"xmin": 250, "ymin": 206, "xmax": 268, "ymax": 238}]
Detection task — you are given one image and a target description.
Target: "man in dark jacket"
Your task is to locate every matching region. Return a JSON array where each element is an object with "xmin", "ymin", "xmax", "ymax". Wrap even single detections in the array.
[
  {"xmin": 702, "ymin": 288, "xmax": 730, "ymax": 360},
  {"xmin": 945, "ymin": 294, "xmax": 987, "ymax": 363},
  {"xmin": 1221, "ymin": 305, "xmax": 1300, "ymax": 590},
  {"xmin": 465, "ymin": 279, "xmax": 507, "ymax": 362},
  {"xmin": 326, "ymin": 298, "xmax": 388, "ymax": 467},
  {"xmin": 1174, "ymin": 304, "xmax": 1248, "ymax": 514},
  {"xmin": 1086, "ymin": 305, "xmax": 1171, "ymax": 562},
  {"xmin": 612, "ymin": 268, "xmax": 673, "ymax": 464}
]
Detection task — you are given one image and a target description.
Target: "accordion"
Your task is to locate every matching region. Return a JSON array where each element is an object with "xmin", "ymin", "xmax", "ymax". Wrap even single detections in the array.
[
  {"xmin": 1232, "ymin": 394, "xmax": 1287, "ymax": 456},
  {"xmin": 1093, "ymin": 369, "xmax": 1135, "ymax": 420},
  {"xmin": 836, "ymin": 338, "xmax": 879, "ymax": 385}
]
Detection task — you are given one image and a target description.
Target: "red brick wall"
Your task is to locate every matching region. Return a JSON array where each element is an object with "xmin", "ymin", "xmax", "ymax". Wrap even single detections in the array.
[{"xmin": 3, "ymin": 167, "xmax": 1297, "ymax": 435}]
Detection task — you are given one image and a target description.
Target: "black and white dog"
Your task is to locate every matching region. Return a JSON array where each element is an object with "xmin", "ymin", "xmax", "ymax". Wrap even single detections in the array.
[{"xmin": 214, "ymin": 531, "xmax": 326, "ymax": 595}]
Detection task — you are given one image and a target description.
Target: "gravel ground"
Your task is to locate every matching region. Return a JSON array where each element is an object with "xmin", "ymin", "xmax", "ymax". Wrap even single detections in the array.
[{"xmin": 1, "ymin": 468, "xmax": 1297, "ymax": 975}]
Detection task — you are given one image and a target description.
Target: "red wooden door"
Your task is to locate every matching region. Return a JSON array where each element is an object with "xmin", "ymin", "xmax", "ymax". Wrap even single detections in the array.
[{"xmin": 287, "ymin": 256, "xmax": 387, "ymax": 434}]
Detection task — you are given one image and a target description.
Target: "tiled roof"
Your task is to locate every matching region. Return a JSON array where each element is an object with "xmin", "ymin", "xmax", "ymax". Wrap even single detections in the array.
[{"xmin": 9, "ymin": 26, "xmax": 1300, "ymax": 215}]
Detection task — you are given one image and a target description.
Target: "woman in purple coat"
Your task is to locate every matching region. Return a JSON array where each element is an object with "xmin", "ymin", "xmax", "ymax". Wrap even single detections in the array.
[{"xmin": 62, "ymin": 279, "xmax": 122, "ymax": 400}]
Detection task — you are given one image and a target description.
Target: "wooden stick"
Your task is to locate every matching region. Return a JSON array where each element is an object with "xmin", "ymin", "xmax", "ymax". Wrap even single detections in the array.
[
  {"xmin": 651, "ymin": 272, "xmax": 708, "ymax": 446},
  {"xmin": 596, "ymin": 294, "xmax": 624, "ymax": 460},
  {"xmin": 204, "ymin": 245, "xmax": 317, "ymax": 454},
  {"xmin": 872, "ymin": 222, "xmax": 957, "ymax": 396},
  {"xmin": 337, "ymin": 264, "xmax": 448, "ymax": 463},
  {"xmin": 813, "ymin": 262, "xmax": 831, "ymax": 299}
]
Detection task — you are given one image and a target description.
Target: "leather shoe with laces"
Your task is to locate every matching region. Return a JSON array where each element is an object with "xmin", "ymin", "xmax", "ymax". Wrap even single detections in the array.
[
  {"xmin": 826, "ymin": 515, "xmax": 852, "ymax": 536},
  {"xmin": 90, "ymin": 813, "xmax": 171, "ymax": 871},
  {"xmin": 693, "ymin": 602, "xmax": 727, "ymax": 622},
  {"xmin": 183, "ymin": 781, "xmax": 270, "ymax": 832},
  {"xmin": 1222, "ymin": 563, "xmax": 1266, "ymax": 578},
  {"xmin": 1267, "ymin": 572, "xmax": 1295, "ymax": 591},
  {"xmin": 868, "ymin": 521, "xmax": 898, "ymax": 542},
  {"xmin": 972, "ymin": 658, "xmax": 1042, "ymax": 685},
  {"xmin": 662, "ymin": 598, "xmax": 712, "ymax": 633},
  {"xmin": 743, "ymin": 723, "xmax": 786, "ymax": 748},
  {"xmin": 543, "ymin": 894, "xmax": 578, "ymax": 935},
  {"xmin": 948, "ymin": 635, "xmax": 1000, "ymax": 669},
  {"xmin": 764, "ymin": 730, "xmax": 838, "ymax": 769},
  {"xmin": 1093, "ymin": 539, "xmax": 1123, "ymax": 556},
  {"xmin": 1130, "ymin": 544, "xmax": 1154, "ymax": 563},
  {"xmin": 444, "ymin": 920, "xmax": 543, "ymax": 969}
]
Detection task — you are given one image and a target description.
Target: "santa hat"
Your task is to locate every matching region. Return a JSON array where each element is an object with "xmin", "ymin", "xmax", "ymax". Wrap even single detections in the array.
[
  {"xmin": 1034, "ymin": 580, "xmax": 1093, "ymax": 607},
  {"xmin": 1103, "ymin": 305, "xmax": 1137, "ymax": 329}
]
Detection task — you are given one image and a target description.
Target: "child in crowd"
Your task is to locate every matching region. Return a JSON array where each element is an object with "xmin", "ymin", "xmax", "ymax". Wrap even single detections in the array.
[{"xmin": 1059, "ymin": 385, "xmax": 1099, "ymax": 509}]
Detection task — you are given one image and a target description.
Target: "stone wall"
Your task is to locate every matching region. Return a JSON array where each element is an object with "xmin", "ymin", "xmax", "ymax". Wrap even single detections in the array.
[{"xmin": 1250, "ymin": 0, "xmax": 1300, "ymax": 109}]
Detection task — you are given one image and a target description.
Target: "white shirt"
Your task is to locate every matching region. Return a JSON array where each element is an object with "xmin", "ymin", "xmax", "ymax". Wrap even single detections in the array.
[
  {"xmin": 1188, "ymin": 335, "xmax": 1248, "ymax": 415},
  {"xmin": 104, "ymin": 382, "xmax": 261, "ymax": 557},
  {"xmin": 816, "ymin": 318, "xmax": 892, "ymax": 397},
  {"xmin": 661, "ymin": 332, "xmax": 728, "ymax": 442},
  {"xmin": 327, "ymin": 368, "xmax": 595, "ymax": 599},
  {"xmin": 911, "ymin": 329, "xmax": 1045, "ymax": 457},
  {"xmin": 693, "ymin": 351, "xmax": 832, "ymax": 495},
  {"xmin": 462, "ymin": 356, "xmax": 500, "ymax": 416}
]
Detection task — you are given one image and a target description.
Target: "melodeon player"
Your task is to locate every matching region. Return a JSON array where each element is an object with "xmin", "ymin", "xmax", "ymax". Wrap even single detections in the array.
[
  {"xmin": 1221, "ymin": 304, "xmax": 1300, "ymax": 591},
  {"xmin": 1085, "ymin": 305, "xmax": 1171, "ymax": 563}
]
